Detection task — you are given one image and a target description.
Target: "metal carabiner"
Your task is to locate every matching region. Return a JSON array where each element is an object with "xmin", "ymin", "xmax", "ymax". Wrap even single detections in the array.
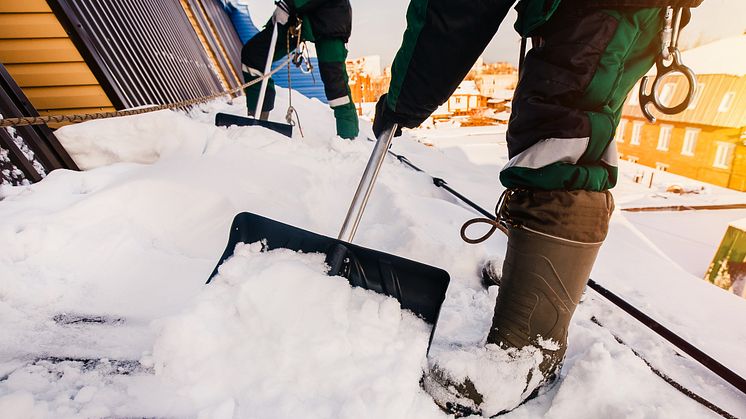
[
  {"xmin": 638, "ymin": 7, "xmax": 697, "ymax": 123},
  {"xmin": 292, "ymin": 42, "xmax": 314, "ymax": 74}
]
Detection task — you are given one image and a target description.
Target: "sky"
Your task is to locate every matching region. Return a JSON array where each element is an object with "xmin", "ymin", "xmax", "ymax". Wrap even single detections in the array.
[{"xmin": 243, "ymin": 0, "xmax": 745, "ymax": 67}]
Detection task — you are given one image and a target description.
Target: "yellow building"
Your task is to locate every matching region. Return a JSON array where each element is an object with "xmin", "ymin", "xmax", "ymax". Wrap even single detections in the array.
[
  {"xmin": 0, "ymin": 0, "xmax": 242, "ymax": 119},
  {"xmin": 1, "ymin": 0, "xmax": 244, "ymax": 185},
  {"xmin": 617, "ymin": 35, "xmax": 746, "ymax": 192}
]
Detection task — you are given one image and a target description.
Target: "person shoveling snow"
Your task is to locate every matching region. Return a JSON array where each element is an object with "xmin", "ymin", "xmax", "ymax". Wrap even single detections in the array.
[{"xmin": 372, "ymin": 0, "xmax": 704, "ymax": 415}]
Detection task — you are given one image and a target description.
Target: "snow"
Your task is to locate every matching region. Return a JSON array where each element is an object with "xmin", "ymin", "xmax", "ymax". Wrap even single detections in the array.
[
  {"xmin": 1, "ymin": 90, "xmax": 745, "ymax": 418},
  {"xmin": 426, "ymin": 343, "xmax": 546, "ymax": 416},
  {"xmin": 680, "ymin": 35, "xmax": 746, "ymax": 77},
  {"xmin": 454, "ymin": 80, "xmax": 481, "ymax": 96},
  {"xmin": 151, "ymin": 243, "xmax": 439, "ymax": 418},
  {"xmin": 623, "ymin": 209, "xmax": 746, "ymax": 278}
]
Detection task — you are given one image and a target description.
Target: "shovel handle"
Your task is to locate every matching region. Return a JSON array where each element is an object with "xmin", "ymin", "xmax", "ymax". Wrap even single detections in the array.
[
  {"xmin": 255, "ymin": 22, "xmax": 279, "ymax": 118},
  {"xmin": 338, "ymin": 124, "xmax": 399, "ymax": 242}
]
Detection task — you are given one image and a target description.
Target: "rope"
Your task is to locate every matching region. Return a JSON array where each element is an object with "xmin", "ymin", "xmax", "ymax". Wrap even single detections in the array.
[
  {"xmin": 285, "ymin": 22, "xmax": 304, "ymax": 137},
  {"xmin": 459, "ymin": 189, "xmax": 511, "ymax": 244},
  {"xmin": 0, "ymin": 56, "xmax": 293, "ymax": 128},
  {"xmin": 590, "ymin": 317, "xmax": 738, "ymax": 419}
]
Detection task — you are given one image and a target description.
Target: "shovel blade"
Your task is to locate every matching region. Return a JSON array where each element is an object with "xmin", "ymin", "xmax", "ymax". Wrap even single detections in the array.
[
  {"xmin": 208, "ymin": 212, "xmax": 450, "ymax": 326},
  {"xmin": 215, "ymin": 113, "xmax": 293, "ymax": 138}
]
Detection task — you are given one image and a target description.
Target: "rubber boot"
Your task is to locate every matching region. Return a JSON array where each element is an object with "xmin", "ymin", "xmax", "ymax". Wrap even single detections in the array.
[
  {"xmin": 243, "ymin": 70, "xmax": 276, "ymax": 118},
  {"xmin": 423, "ymin": 189, "xmax": 613, "ymax": 417},
  {"xmin": 333, "ymin": 101, "xmax": 359, "ymax": 139},
  {"xmin": 488, "ymin": 225, "xmax": 602, "ymax": 380},
  {"xmin": 481, "ymin": 258, "xmax": 503, "ymax": 288}
]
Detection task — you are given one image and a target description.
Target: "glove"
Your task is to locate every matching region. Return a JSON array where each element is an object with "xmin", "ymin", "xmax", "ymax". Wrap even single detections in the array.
[
  {"xmin": 372, "ymin": 94, "xmax": 403, "ymax": 139},
  {"xmin": 272, "ymin": 0, "xmax": 290, "ymax": 25}
]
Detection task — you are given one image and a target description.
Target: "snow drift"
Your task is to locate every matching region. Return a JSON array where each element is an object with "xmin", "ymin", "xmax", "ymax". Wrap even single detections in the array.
[{"xmin": 1, "ymin": 89, "xmax": 745, "ymax": 418}]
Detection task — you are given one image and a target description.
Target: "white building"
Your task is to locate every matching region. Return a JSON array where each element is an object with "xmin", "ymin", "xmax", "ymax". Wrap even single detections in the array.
[
  {"xmin": 475, "ymin": 73, "xmax": 518, "ymax": 98},
  {"xmin": 345, "ymin": 55, "xmax": 382, "ymax": 77}
]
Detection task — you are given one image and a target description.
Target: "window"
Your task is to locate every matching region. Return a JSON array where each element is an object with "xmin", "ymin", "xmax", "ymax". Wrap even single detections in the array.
[
  {"xmin": 615, "ymin": 119, "xmax": 628, "ymax": 142},
  {"xmin": 655, "ymin": 162, "xmax": 669, "ymax": 172},
  {"xmin": 627, "ymin": 156, "xmax": 639, "ymax": 163},
  {"xmin": 718, "ymin": 92, "xmax": 736, "ymax": 112},
  {"xmin": 455, "ymin": 97, "xmax": 462, "ymax": 104},
  {"xmin": 628, "ymin": 82, "xmax": 641, "ymax": 106},
  {"xmin": 713, "ymin": 142, "xmax": 736, "ymax": 169},
  {"xmin": 657, "ymin": 125, "xmax": 672, "ymax": 151},
  {"xmin": 659, "ymin": 83, "xmax": 676, "ymax": 107},
  {"xmin": 681, "ymin": 128, "xmax": 699, "ymax": 156},
  {"xmin": 631, "ymin": 121, "xmax": 644, "ymax": 145},
  {"xmin": 687, "ymin": 83, "xmax": 705, "ymax": 110}
]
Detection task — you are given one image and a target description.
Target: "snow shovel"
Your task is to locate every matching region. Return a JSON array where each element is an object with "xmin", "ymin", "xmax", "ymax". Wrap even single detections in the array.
[
  {"xmin": 207, "ymin": 125, "xmax": 450, "ymax": 330},
  {"xmin": 216, "ymin": 21, "xmax": 293, "ymax": 138}
]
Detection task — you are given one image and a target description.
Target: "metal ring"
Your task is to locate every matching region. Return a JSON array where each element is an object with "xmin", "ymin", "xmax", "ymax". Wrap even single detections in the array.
[{"xmin": 639, "ymin": 49, "xmax": 697, "ymax": 123}]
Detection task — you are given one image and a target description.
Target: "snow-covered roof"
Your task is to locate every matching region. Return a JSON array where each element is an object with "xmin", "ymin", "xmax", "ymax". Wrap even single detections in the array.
[
  {"xmin": 454, "ymin": 80, "xmax": 481, "ymax": 96},
  {"xmin": 680, "ymin": 35, "xmax": 746, "ymax": 77},
  {"xmin": 732, "ymin": 218, "xmax": 746, "ymax": 230},
  {"xmin": 489, "ymin": 89, "xmax": 514, "ymax": 101}
]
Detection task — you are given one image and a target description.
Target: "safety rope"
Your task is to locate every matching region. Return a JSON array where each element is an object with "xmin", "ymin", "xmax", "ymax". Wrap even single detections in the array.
[
  {"xmin": 382, "ymin": 146, "xmax": 746, "ymax": 414},
  {"xmin": 285, "ymin": 21, "xmax": 304, "ymax": 137},
  {"xmin": 0, "ymin": 56, "xmax": 293, "ymax": 128},
  {"xmin": 590, "ymin": 317, "xmax": 738, "ymax": 419},
  {"xmin": 459, "ymin": 189, "xmax": 511, "ymax": 244}
]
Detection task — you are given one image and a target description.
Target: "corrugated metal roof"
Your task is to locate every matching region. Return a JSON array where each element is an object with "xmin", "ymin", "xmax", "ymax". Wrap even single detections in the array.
[
  {"xmin": 204, "ymin": 0, "xmax": 244, "ymax": 82},
  {"xmin": 48, "ymin": 0, "xmax": 226, "ymax": 109},
  {"xmin": 185, "ymin": 0, "xmax": 242, "ymax": 89}
]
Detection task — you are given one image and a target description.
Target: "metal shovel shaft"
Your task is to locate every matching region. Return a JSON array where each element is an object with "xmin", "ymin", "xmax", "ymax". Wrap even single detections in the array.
[
  {"xmin": 337, "ymin": 124, "xmax": 399, "ymax": 242},
  {"xmin": 255, "ymin": 21, "xmax": 279, "ymax": 118}
]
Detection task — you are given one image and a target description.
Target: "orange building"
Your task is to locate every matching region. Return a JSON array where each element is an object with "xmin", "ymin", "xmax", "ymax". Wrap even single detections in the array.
[{"xmin": 616, "ymin": 35, "xmax": 746, "ymax": 191}]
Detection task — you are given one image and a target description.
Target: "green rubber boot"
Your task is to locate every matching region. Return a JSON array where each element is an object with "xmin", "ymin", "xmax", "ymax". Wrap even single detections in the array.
[
  {"xmin": 423, "ymin": 189, "xmax": 614, "ymax": 417},
  {"xmin": 333, "ymin": 101, "xmax": 359, "ymax": 139}
]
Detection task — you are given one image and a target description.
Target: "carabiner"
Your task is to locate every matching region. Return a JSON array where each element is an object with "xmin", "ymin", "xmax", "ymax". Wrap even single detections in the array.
[
  {"xmin": 638, "ymin": 7, "xmax": 697, "ymax": 123},
  {"xmin": 639, "ymin": 50, "xmax": 697, "ymax": 123}
]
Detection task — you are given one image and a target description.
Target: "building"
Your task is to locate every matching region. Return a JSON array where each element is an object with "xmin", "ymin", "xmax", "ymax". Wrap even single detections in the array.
[
  {"xmin": 0, "ymin": 0, "xmax": 327, "ymax": 185},
  {"xmin": 616, "ymin": 35, "xmax": 746, "ymax": 191},
  {"xmin": 345, "ymin": 55, "xmax": 382, "ymax": 78},
  {"xmin": 442, "ymin": 80, "xmax": 488, "ymax": 116},
  {"xmin": 0, "ymin": 0, "xmax": 248, "ymax": 119},
  {"xmin": 475, "ymin": 73, "xmax": 518, "ymax": 99},
  {"xmin": 346, "ymin": 55, "xmax": 389, "ymax": 106}
]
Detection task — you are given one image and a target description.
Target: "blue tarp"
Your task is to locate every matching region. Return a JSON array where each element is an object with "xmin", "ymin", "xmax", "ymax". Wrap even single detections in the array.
[{"xmin": 222, "ymin": 1, "xmax": 328, "ymax": 104}]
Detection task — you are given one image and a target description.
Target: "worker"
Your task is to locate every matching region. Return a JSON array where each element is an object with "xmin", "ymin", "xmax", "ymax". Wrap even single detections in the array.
[
  {"xmin": 241, "ymin": 0, "xmax": 359, "ymax": 139},
  {"xmin": 373, "ymin": 0, "xmax": 703, "ymax": 415}
]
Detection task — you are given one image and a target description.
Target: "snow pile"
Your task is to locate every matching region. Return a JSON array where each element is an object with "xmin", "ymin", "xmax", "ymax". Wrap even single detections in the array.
[
  {"xmin": 732, "ymin": 217, "xmax": 746, "ymax": 230},
  {"xmin": 55, "ymin": 110, "xmax": 213, "ymax": 170},
  {"xmin": 1, "ymin": 87, "xmax": 745, "ymax": 418},
  {"xmin": 149, "ymin": 243, "xmax": 441, "ymax": 418},
  {"xmin": 425, "ymin": 343, "xmax": 545, "ymax": 416}
]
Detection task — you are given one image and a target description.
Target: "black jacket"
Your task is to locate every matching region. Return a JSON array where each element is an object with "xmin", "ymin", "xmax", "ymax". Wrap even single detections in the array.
[{"xmin": 289, "ymin": 0, "xmax": 352, "ymax": 41}]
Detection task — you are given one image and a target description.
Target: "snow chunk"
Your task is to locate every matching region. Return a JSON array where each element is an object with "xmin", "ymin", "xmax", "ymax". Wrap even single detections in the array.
[
  {"xmin": 426, "ymin": 343, "xmax": 545, "ymax": 416},
  {"xmin": 54, "ymin": 110, "xmax": 212, "ymax": 170},
  {"xmin": 150, "ymin": 244, "xmax": 442, "ymax": 418},
  {"xmin": 731, "ymin": 218, "xmax": 746, "ymax": 231}
]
